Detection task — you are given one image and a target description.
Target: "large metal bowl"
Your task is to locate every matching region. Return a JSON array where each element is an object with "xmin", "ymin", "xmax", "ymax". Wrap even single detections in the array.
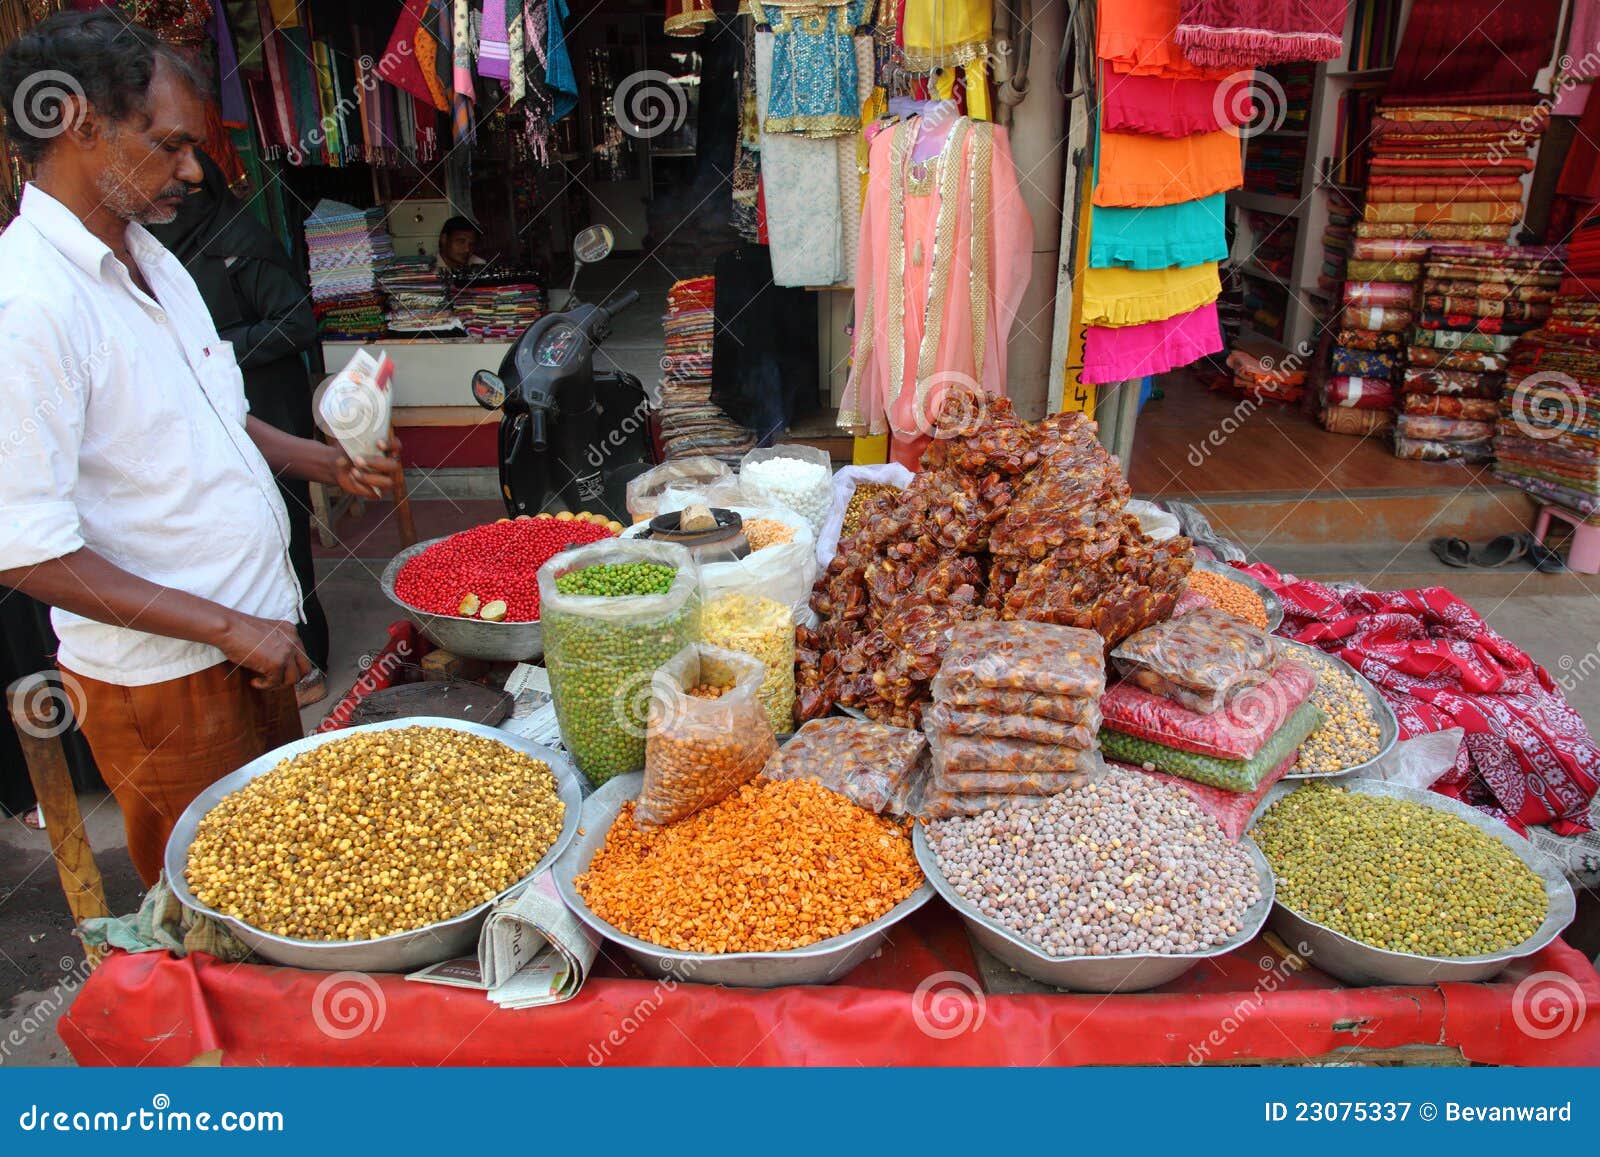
[
  {"xmin": 166, "ymin": 717, "xmax": 584, "ymax": 972},
  {"xmin": 913, "ymin": 823, "xmax": 1276, "ymax": 993},
  {"xmin": 380, "ymin": 535, "xmax": 545, "ymax": 661},
  {"xmin": 555, "ymin": 772, "xmax": 935, "ymax": 988},
  {"xmin": 1247, "ymin": 778, "xmax": 1577, "ymax": 985},
  {"xmin": 1193, "ymin": 558, "xmax": 1285, "ymax": 633},
  {"xmin": 1277, "ymin": 639, "xmax": 1400, "ymax": 780}
]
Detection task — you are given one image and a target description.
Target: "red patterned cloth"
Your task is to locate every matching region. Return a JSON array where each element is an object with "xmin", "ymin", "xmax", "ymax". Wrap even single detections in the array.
[
  {"xmin": 1173, "ymin": 0, "xmax": 1347, "ymax": 68},
  {"xmin": 1238, "ymin": 565, "xmax": 1600, "ymax": 835},
  {"xmin": 1384, "ymin": 0, "xmax": 1563, "ymax": 106}
]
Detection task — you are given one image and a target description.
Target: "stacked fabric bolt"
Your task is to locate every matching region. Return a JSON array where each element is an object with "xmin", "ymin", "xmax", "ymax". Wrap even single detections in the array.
[
  {"xmin": 659, "ymin": 277, "xmax": 753, "ymax": 463},
  {"xmin": 1494, "ymin": 226, "xmax": 1598, "ymax": 510},
  {"xmin": 1319, "ymin": 232, "xmax": 1423, "ymax": 437},
  {"xmin": 1318, "ymin": 192, "xmax": 1356, "ymax": 297},
  {"xmin": 919, "ymin": 620, "xmax": 1107, "ymax": 819},
  {"xmin": 1398, "ymin": 245, "xmax": 1564, "ymax": 462},
  {"xmin": 1320, "ymin": 103, "xmax": 1546, "ymax": 439},
  {"xmin": 306, "ymin": 199, "xmax": 394, "ymax": 340},
  {"xmin": 448, "ymin": 274, "xmax": 545, "ymax": 340},
  {"xmin": 1361, "ymin": 104, "xmax": 1544, "ymax": 240},
  {"xmin": 379, "ymin": 256, "xmax": 463, "ymax": 335}
]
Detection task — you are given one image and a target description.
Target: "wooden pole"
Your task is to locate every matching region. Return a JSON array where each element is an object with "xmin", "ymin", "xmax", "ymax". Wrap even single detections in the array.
[
  {"xmin": 7, "ymin": 672, "xmax": 110, "ymax": 955},
  {"xmin": 392, "ymin": 424, "xmax": 418, "ymax": 548}
]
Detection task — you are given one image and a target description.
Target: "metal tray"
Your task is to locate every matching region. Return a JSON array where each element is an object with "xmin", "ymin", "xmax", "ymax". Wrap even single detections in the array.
[
  {"xmin": 555, "ymin": 772, "xmax": 935, "ymax": 988},
  {"xmin": 381, "ymin": 536, "xmax": 545, "ymax": 661},
  {"xmin": 165, "ymin": 717, "xmax": 584, "ymax": 972},
  {"xmin": 1193, "ymin": 558, "xmax": 1285, "ymax": 633},
  {"xmin": 1246, "ymin": 778, "xmax": 1576, "ymax": 986},
  {"xmin": 1277, "ymin": 639, "xmax": 1400, "ymax": 780},
  {"xmin": 913, "ymin": 823, "xmax": 1276, "ymax": 993}
]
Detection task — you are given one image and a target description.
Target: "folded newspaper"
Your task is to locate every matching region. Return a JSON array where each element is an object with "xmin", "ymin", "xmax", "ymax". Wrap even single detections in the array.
[{"xmin": 406, "ymin": 872, "xmax": 600, "ymax": 1008}]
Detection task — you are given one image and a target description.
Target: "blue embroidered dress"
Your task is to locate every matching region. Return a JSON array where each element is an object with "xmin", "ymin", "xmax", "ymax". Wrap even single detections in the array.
[{"xmin": 753, "ymin": 0, "xmax": 871, "ymax": 138}]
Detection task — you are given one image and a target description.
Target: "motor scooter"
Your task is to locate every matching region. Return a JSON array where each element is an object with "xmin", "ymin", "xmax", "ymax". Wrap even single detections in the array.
[{"xmin": 470, "ymin": 225, "xmax": 658, "ymax": 519}]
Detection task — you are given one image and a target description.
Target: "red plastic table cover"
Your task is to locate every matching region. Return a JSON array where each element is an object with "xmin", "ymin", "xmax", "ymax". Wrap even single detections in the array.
[{"xmin": 60, "ymin": 906, "xmax": 1600, "ymax": 1066}]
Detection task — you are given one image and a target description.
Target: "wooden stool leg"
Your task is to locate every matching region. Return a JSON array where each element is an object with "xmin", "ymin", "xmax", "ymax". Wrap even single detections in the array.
[
  {"xmin": 7, "ymin": 673, "xmax": 110, "ymax": 962},
  {"xmin": 392, "ymin": 464, "xmax": 418, "ymax": 549}
]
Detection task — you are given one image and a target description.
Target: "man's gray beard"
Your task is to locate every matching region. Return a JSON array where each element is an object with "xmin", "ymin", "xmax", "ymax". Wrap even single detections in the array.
[{"xmin": 92, "ymin": 165, "xmax": 180, "ymax": 225}]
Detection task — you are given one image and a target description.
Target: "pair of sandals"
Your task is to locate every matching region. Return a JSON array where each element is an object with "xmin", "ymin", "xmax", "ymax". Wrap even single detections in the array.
[{"xmin": 1431, "ymin": 533, "xmax": 1567, "ymax": 572}]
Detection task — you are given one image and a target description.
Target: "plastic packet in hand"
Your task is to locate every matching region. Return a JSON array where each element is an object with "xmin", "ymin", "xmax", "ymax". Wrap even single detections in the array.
[
  {"xmin": 637, "ymin": 644, "xmax": 776, "ymax": 826},
  {"xmin": 315, "ymin": 347, "xmax": 393, "ymax": 462}
]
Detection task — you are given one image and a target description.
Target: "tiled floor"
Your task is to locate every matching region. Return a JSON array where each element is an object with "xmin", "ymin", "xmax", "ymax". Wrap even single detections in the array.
[{"xmin": 1129, "ymin": 371, "xmax": 1500, "ymax": 498}]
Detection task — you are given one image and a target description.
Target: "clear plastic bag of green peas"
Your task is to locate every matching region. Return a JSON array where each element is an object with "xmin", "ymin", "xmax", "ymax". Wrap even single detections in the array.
[{"xmin": 538, "ymin": 540, "xmax": 701, "ymax": 786}]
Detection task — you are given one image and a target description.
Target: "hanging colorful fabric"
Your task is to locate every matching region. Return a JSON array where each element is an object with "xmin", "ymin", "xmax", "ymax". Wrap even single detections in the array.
[
  {"xmin": 665, "ymin": 0, "xmax": 716, "ymax": 37},
  {"xmin": 546, "ymin": 0, "xmax": 579, "ymax": 120},
  {"xmin": 1081, "ymin": 262, "xmax": 1221, "ymax": 327},
  {"xmin": 839, "ymin": 116, "xmax": 1032, "ymax": 447},
  {"xmin": 1096, "ymin": 0, "xmax": 1232, "ymax": 79},
  {"xmin": 752, "ymin": 0, "xmax": 873, "ymax": 138},
  {"xmin": 900, "ymin": 0, "xmax": 989, "ymax": 69},
  {"xmin": 208, "ymin": 3, "xmax": 248, "ymax": 127},
  {"xmin": 480, "ymin": 0, "xmax": 511, "ymax": 80},
  {"xmin": 1081, "ymin": 304, "xmax": 1223, "ymax": 386},
  {"xmin": 1093, "ymin": 126, "xmax": 1243, "ymax": 206},
  {"xmin": 1100, "ymin": 70, "xmax": 1250, "ymax": 136},
  {"xmin": 378, "ymin": 0, "xmax": 449, "ymax": 111},
  {"xmin": 1172, "ymin": 0, "xmax": 1348, "ymax": 69},
  {"xmin": 1088, "ymin": 194, "xmax": 1227, "ymax": 270}
]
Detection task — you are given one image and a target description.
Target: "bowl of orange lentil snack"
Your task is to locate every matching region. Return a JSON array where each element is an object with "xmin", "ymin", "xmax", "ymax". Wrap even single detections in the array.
[
  {"xmin": 1187, "ymin": 559, "xmax": 1284, "ymax": 632},
  {"xmin": 557, "ymin": 771, "xmax": 933, "ymax": 987}
]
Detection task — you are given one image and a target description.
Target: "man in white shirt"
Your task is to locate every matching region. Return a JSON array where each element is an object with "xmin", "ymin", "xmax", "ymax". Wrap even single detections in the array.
[{"xmin": 0, "ymin": 12, "xmax": 402, "ymax": 884}]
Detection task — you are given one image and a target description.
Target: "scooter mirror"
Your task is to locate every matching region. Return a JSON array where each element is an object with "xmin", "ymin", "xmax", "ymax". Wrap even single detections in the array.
[
  {"xmin": 471, "ymin": 369, "xmax": 506, "ymax": 411},
  {"xmin": 572, "ymin": 224, "xmax": 615, "ymax": 265}
]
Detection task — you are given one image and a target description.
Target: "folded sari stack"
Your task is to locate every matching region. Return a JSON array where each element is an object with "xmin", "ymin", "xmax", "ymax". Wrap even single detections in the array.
[
  {"xmin": 306, "ymin": 199, "xmax": 395, "ymax": 340},
  {"xmin": 1359, "ymin": 104, "xmax": 1545, "ymax": 243},
  {"xmin": 1494, "ymin": 224, "xmax": 1600, "ymax": 509},
  {"xmin": 659, "ymin": 277, "xmax": 754, "ymax": 463},
  {"xmin": 1398, "ymin": 244, "xmax": 1564, "ymax": 462},
  {"xmin": 1317, "ymin": 233, "xmax": 1422, "ymax": 438}
]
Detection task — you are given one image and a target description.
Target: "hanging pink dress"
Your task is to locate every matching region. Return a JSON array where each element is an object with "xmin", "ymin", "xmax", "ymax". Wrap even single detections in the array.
[{"xmin": 839, "ymin": 116, "xmax": 1032, "ymax": 468}]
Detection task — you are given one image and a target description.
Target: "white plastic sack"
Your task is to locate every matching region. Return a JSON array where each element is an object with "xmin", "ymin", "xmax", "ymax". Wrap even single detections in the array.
[
  {"xmin": 1354, "ymin": 727, "xmax": 1464, "ymax": 791},
  {"xmin": 815, "ymin": 463, "xmax": 914, "ymax": 569},
  {"xmin": 1126, "ymin": 499, "xmax": 1181, "ymax": 543}
]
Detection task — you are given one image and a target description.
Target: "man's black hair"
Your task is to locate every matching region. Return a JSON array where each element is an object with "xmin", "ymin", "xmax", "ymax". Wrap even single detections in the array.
[
  {"xmin": 440, "ymin": 216, "xmax": 481, "ymax": 237},
  {"xmin": 0, "ymin": 10, "xmax": 206, "ymax": 163}
]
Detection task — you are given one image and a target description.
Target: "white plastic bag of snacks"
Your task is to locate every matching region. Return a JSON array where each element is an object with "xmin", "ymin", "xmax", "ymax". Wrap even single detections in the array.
[
  {"xmin": 314, "ymin": 347, "xmax": 393, "ymax": 463},
  {"xmin": 815, "ymin": 463, "xmax": 913, "ymax": 569},
  {"xmin": 737, "ymin": 445, "xmax": 835, "ymax": 534},
  {"xmin": 698, "ymin": 557, "xmax": 809, "ymax": 733},
  {"xmin": 537, "ymin": 540, "xmax": 700, "ymax": 787},
  {"xmin": 760, "ymin": 717, "xmax": 928, "ymax": 815},
  {"xmin": 1110, "ymin": 607, "xmax": 1280, "ymax": 714},
  {"xmin": 625, "ymin": 457, "xmax": 729, "ymax": 523},
  {"xmin": 636, "ymin": 644, "xmax": 776, "ymax": 826}
]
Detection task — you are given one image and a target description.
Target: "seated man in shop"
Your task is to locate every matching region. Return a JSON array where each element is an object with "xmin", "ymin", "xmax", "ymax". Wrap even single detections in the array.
[{"xmin": 436, "ymin": 215, "xmax": 488, "ymax": 276}]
